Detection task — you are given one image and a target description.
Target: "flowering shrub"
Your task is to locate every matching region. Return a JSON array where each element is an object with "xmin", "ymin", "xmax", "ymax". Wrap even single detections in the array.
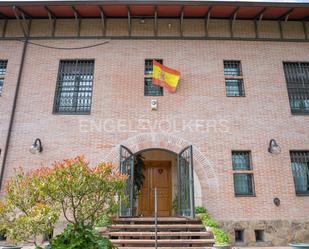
[
  {"xmin": 0, "ymin": 170, "xmax": 59, "ymax": 246},
  {"xmin": 39, "ymin": 156, "xmax": 127, "ymax": 228},
  {"xmin": 0, "ymin": 156, "xmax": 126, "ymax": 247}
]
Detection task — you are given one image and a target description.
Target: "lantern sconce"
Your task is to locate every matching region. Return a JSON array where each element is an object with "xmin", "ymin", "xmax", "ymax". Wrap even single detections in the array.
[
  {"xmin": 30, "ymin": 138, "xmax": 43, "ymax": 154},
  {"xmin": 273, "ymin": 197, "xmax": 280, "ymax": 207},
  {"xmin": 268, "ymin": 139, "xmax": 281, "ymax": 155}
]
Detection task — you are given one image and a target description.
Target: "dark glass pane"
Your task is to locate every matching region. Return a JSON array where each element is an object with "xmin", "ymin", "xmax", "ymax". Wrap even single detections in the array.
[
  {"xmin": 234, "ymin": 173, "xmax": 254, "ymax": 196},
  {"xmin": 144, "ymin": 59, "xmax": 163, "ymax": 75},
  {"xmin": 283, "ymin": 62, "xmax": 309, "ymax": 114},
  {"xmin": 226, "ymin": 79, "xmax": 245, "ymax": 97},
  {"xmin": 290, "ymin": 151, "xmax": 309, "ymax": 194},
  {"xmin": 54, "ymin": 60, "xmax": 94, "ymax": 114},
  {"xmin": 0, "ymin": 79, "xmax": 3, "ymax": 95},
  {"xmin": 288, "ymin": 89, "xmax": 309, "ymax": 113},
  {"xmin": 0, "ymin": 60, "xmax": 7, "ymax": 96},
  {"xmin": 144, "ymin": 77, "xmax": 163, "ymax": 96},
  {"xmin": 0, "ymin": 60, "xmax": 7, "ymax": 76},
  {"xmin": 119, "ymin": 146, "xmax": 134, "ymax": 217},
  {"xmin": 178, "ymin": 145, "xmax": 194, "ymax": 218},
  {"xmin": 224, "ymin": 60, "xmax": 242, "ymax": 76},
  {"xmin": 232, "ymin": 151, "xmax": 251, "ymax": 170},
  {"xmin": 235, "ymin": 230, "xmax": 244, "ymax": 242}
]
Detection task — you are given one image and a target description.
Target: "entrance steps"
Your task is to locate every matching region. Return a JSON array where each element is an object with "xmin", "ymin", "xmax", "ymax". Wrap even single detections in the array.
[{"xmin": 103, "ymin": 217, "xmax": 215, "ymax": 248}]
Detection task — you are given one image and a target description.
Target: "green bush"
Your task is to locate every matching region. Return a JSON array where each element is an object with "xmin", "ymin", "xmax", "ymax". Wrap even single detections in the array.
[
  {"xmin": 51, "ymin": 224, "xmax": 114, "ymax": 249},
  {"xmin": 0, "ymin": 229, "xmax": 6, "ymax": 240},
  {"xmin": 95, "ymin": 214, "xmax": 112, "ymax": 228},
  {"xmin": 212, "ymin": 228, "xmax": 230, "ymax": 245},
  {"xmin": 172, "ymin": 195, "xmax": 178, "ymax": 213},
  {"xmin": 195, "ymin": 206, "xmax": 207, "ymax": 214},
  {"xmin": 202, "ymin": 217, "xmax": 219, "ymax": 228}
]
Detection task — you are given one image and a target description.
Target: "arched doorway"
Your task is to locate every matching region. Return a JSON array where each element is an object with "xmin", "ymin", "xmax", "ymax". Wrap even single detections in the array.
[
  {"xmin": 119, "ymin": 145, "xmax": 195, "ymax": 218},
  {"xmin": 102, "ymin": 133, "xmax": 219, "ymax": 217}
]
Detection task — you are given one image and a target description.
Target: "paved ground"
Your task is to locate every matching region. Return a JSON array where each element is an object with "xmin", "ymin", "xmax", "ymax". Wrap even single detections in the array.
[{"xmin": 3, "ymin": 246, "xmax": 291, "ymax": 249}]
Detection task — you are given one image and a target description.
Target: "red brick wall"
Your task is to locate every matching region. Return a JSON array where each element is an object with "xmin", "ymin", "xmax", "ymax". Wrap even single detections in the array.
[{"xmin": 0, "ymin": 20, "xmax": 309, "ymax": 224}]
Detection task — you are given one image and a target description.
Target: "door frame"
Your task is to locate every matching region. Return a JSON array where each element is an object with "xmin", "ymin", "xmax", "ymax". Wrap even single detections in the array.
[
  {"xmin": 119, "ymin": 146, "xmax": 195, "ymax": 218},
  {"xmin": 138, "ymin": 160, "xmax": 172, "ymax": 217}
]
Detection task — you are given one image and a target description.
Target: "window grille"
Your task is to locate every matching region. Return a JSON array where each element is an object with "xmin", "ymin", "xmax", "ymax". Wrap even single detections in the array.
[
  {"xmin": 283, "ymin": 62, "xmax": 309, "ymax": 114},
  {"xmin": 290, "ymin": 151, "xmax": 309, "ymax": 195},
  {"xmin": 224, "ymin": 60, "xmax": 242, "ymax": 76},
  {"xmin": 224, "ymin": 60, "xmax": 245, "ymax": 97},
  {"xmin": 144, "ymin": 59, "xmax": 163, "ymax": 96},
  {"xmin": 232, "ymin": 151, "xmax": 255, "ymax": 196},
  {"xmin": 232, "ymin": 151, "xmax": 251, "ymax": 170},
  {"xmin": 225, "ymin": 79, "xmax": 245, "ymax": 97},
  {"xmin": 144, "ymin": 78, "xmax": 163, "ymax": 96},
  {"xmin": 0, "ymin": 60, "xmax": 8, "ymax": 96},
  {"xmin": 53, "ymin": 60, "xmax": 94, "ymax": 114}
]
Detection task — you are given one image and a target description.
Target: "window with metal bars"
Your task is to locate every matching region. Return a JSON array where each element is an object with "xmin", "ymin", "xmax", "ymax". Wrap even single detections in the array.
[
  {"xmin": 283, "ymin": 62, "xmax": 309, "ymax": 114},
  {"xmin": 144, "ymin": 59, "xmax": 163, "ymax": 96},
  {"xmin": 232, "ymin": 151, "xmax": 255, "ymax": 196},
  {"xmin": 0, "ymin": 60, "xmax": 8, "ymax": 96},
  {"xmin": 53, "ymin": 60, "xmax": 94, "ymax": 114},
  {"xmin": 290, "ymin": 151, "xmax": 309, "ymax": 195},
  {"xmin": 224, "ymin": 60, "xmax": 245, "ymax": 97}
]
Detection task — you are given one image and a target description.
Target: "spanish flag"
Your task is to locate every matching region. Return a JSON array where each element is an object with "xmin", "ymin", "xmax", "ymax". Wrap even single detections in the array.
[{"xmin": 152, "ymin": 60, "xmax": 180, "ymax": 93}]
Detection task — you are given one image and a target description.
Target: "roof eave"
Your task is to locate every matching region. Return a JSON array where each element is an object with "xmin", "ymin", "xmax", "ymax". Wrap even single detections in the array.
[{"xmin": 0, "ymin": 0, "xmax": 308, "ymax": 7}]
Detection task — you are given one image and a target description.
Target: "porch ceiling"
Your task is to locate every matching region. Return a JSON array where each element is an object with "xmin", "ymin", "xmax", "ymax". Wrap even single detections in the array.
[{"xmin": 0, "ymin": 1, "xmax": 308, "ymax": 21}]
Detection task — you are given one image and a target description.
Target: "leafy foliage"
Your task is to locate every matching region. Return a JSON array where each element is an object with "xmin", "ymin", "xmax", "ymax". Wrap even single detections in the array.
[
  {"xmin": 212, "ymin": 228, "xmax": 230, "ymax": 245},
  {"xmin": 202, "ymin": 217, "xmax": 219, "ymax": 228},
  {"xmin": 51, "ymin": 224, "xmax": 114, "ymax": 249},
  {"xmin": 95, "ymin": 214, "xmax": 112, "ymax": 228},
  {"xmin": 0, "ymin": 170, "xmax": 59, "ymax": 245},
  {"xmin": 39, "ymin": 156, "xmax": 127, "ymax": 228},
  {"xmin": 172, "ymin": 195, "xmax": 178, "ymax": 213},
  {"xmin": 197, "ymin": 208, "xmax": 230, "ymax": 245},
  {"xmin": 133, "ymin": 154, "xmax": 145, "ymax": 199},
  {"xmin": 0, "ymin": 229, "xmax": 6, "ymax": 240},
  {"xmin": 195, "ymin": 206, "xmax": 207, "ymax": 214},
  {"xmin": 0, "ymin": 156, "xmax": 127, "ymax": 247}
]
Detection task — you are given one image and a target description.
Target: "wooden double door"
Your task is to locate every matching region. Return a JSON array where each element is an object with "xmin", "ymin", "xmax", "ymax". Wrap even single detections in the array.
[{"xmin": 138, "ymin": 161, "xmax": 172, "ymax": 217}]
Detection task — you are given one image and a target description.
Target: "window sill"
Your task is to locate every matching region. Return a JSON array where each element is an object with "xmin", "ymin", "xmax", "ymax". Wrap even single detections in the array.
[
  {"xmin": 53, "ymin": 112, "xmax": 91, "ymax": 115},
  {"xmin": 291, "ymin": 113, "xmax": 309, "ymax": 116},
  {"xmin": 291, "ymin": 110, "xmax": 309, "ymax": 115},
  {"xmin": 235, "ymin": 194, "xmax": 256, "ymax": 197},
  {"xmin": 296, "ymin": 193, "xmax": 309, "ymax": 196},
  {"xmin": 144, "ymin": 95, "xmax": 164, "ymax": 97}
]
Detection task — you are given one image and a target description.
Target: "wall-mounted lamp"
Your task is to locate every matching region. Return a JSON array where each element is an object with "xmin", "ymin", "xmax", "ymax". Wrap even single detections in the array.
[
  {"xmin": 273, "ymin": 197, "xmax": 280, "ymax": 207},
  {"xmin": 139, "ymin": 18, "xmax": 145, "ymax": 24},
  {"xmin": 268, "ymin": 139, "xmax": 281, "ymax": 155},
  {"xmin": 30, "ymin": 138, "xmax": 43, "ymax": 154},
  {"xmin": 168, "ymin": 23, "xmax": 172, "ymax": 29}
]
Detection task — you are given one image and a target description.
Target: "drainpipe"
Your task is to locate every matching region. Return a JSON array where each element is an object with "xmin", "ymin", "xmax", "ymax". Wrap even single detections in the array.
[{"xmin": 0, "ymin": 38, "xmax": 28, "ymax": 191}]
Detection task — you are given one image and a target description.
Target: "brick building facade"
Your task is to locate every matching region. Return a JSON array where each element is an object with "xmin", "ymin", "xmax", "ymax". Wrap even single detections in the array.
[{"xmin": 0, "ymin": 0, "xmax": 309, "ymax": 246}]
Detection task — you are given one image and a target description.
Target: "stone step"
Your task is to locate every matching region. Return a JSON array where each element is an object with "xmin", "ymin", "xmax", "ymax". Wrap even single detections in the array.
[
  {"xmin": 111, "ymin": 239, "xmax": 215, "ymax": 245},
  {"xmin": 114, "ymin": 217, "xmax": 201, "ymax": 223},
  {"xmin": 117, "ymin": 247, "xmax": 213, "ymax": 249},
  {"xmin": 108, "ymin": 224, "xmax": 205, "ymax": 230},
  {"xmin": 107, "ymin": 231, "xmax": 212, "ymax": 237}
]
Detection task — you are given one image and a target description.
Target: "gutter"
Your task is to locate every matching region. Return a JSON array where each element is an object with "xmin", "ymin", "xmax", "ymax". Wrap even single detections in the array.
[{"xmin": 0, "ymin": 38, "xmax": 28, "ymax": 191}]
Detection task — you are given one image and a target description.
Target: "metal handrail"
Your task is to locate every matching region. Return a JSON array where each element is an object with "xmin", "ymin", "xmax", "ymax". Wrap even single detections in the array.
[{"xmin": 154, "ymin": 187, "xmax": 158, "ymax": 249}]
